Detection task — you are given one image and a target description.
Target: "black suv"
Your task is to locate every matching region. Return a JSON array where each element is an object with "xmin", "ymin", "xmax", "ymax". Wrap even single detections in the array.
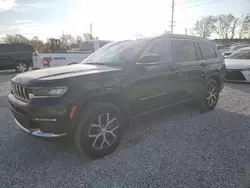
[
  {"xmin": 9, "ymin": 35, "xmax": 225, "ymax": 158},
  {"xmin": 0, "ymin": 43, "xmax": 35, "ymax": 73}
]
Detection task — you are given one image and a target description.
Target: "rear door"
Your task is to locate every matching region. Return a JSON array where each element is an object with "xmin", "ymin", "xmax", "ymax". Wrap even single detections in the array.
[
  {"xmin": 198, "ymin": 41, "xmax": 222, "ymax": 83},
  {"xmin": 172, "ymin": 39, "xmax": 203, "ymax": 98}
]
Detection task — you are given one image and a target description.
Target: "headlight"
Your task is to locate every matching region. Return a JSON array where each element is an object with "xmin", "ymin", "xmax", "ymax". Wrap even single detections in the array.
[{"xmin": 31, "ymin": 86, "xmax": 68, "ymax": 97}]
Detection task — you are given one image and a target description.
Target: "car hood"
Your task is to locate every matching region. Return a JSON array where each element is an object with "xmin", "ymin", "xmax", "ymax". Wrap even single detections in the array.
[
  {"xmin": 225, "ymin": 59, "xmax": 250, "ymax": 70},
  {"xmin": 12, "ymin": 64, "xmax": 121, "ymax": 85}
]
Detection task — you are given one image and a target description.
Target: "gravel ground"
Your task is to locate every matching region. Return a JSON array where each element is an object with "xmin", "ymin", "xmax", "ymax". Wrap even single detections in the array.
[{"xmin": 0, "ymin": 72, "xmax": 250, "ymax": 188}]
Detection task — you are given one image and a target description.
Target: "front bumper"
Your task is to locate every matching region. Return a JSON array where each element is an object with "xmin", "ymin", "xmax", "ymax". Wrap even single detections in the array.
[
  {"xmin": 8, "ymin": 94, "xmax": 74, "ymax": 138},
  {"xmin": 225, "ymin": 69, "xmax": 250, "ymax": 82},
  {"xmin": 14, "ymin": 118, "xmax": 66, "ymax": 137}
]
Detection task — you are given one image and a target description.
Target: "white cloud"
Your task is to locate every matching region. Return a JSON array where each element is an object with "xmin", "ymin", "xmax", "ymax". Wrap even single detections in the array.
[
  {"xmin": 15, "ymin": 20, "xmax": 32, "ymax": 24},
  {"xmin": 0, "ymin": 0, "xmax": 17, "ymax": 12},
  {"xmin": 13, "ymin": 2, "xmax": 50, "ymax": 12}
]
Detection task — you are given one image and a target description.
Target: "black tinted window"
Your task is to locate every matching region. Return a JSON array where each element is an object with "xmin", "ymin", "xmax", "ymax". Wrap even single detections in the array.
[
  {"xmin": 0, "ymin": 44, "xmax": 15, "ymax": 53},
  {"xmin": 16, "ymin": 45, "xmax": 34, "ymax": 52},
  {"xmin": 173, "ymin": 40, "xmax": 197, "ymax": 62},
  {"xmin": 198, "ymin": 42, "xmax": 217, "ymax": 59},
  {"xmin": 145, "ymin": 39, "xmax": 173, "ymax": 63}
]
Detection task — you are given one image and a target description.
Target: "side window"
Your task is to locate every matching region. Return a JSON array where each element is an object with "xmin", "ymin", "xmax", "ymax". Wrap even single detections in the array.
[
  {"xmin": 23, "ymin": 45, "xmax": 34, "ymax": 52},
  {"xmin": 173, "ymin": 40, "xmax": 197, "ymax": 62},
  {"xmin": 16, "ymin": 45, "xmax": 34, "ymax": 52},
  {"xmin": 0, "ymin": 45, "xmax": 4, "ymax": 53},
  {"xmin": 0, "ymin": 45, "xmax": 15, "ymax": 53},
  {"xmin": 198, "ymin": 42, "xmax": 217, "ymax": 59},
  {"xmin": 144, "ymin": 39, "xmax": 173, "ymax": 63}
]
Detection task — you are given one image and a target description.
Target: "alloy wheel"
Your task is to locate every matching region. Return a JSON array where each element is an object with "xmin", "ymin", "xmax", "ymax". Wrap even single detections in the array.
[
  {"xmin": 88, "ymin": 113, "xmax": 119, "ymax": 150},
  {"xmin": 206, "ymin": 83, "xmax": 218, "ymax": 107},
  {"xmin": 16, "ymin": 63, "xmax": 28, "ymax": 73}
]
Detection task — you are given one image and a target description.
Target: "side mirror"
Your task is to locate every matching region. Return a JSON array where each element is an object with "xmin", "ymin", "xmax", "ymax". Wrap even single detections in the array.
[{"xmin": 138, "ymin": 54, "xmax": 160, "ymax": 64}]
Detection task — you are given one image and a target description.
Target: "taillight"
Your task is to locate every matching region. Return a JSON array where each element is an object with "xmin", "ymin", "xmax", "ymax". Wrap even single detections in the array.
[{"xmin": 43, "ymin": 57, "xmax": 52, "ymax": 67}]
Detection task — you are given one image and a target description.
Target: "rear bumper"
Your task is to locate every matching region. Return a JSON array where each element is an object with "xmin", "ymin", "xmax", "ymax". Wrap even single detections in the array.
[{"xmin": 8, "ymin": 94, "xmax": 74, "ymax": 137}]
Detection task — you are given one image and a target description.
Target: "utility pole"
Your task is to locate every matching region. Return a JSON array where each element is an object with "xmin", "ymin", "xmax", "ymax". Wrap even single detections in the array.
[
  {"xmin": 90, "ymin": 23, "xmax": 93, "ymax": 36},
  {"xmin": 170, "ymin": 0, "xmax": 175, "ymax": 34}
]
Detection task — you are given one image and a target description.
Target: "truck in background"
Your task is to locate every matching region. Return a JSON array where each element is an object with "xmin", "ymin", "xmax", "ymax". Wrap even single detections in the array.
[
  {"xmin": 32, "ymin": 39, "xmax": 112, "ymax": 69},
  {"xmin": 0, "ymin": 43, "xmax": 36, "ymax": 73}
]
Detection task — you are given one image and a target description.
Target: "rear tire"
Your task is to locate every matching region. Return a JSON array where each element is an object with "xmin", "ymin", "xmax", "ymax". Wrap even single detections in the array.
[
  {"xmin": 74, "ymin": 102, "xmax": 124, "ymax": 158},
  {"xmin": 16, "ymin": 61, "xmax": 29, "ymax": 73},
  {"xmin": 198, "ymin": 79, "xmax": 219, "ymax": 112}
]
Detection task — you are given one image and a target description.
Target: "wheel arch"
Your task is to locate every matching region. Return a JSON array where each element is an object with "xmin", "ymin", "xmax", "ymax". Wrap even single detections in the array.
[
  {"xmin": 73, "ymin": 89, "xmax": 130, "ymax": 128},
  {"xmin": 209, "ymin": 75, "xmax": 221, "ymax": 91},
  {"xmin": 15, "ymin": 58, "xmax": 31, "ymax": 66}
]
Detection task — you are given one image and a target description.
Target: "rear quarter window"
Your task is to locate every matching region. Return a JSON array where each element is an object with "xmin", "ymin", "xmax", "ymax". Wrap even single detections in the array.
[
  {"xmin": 0, "ymin": 44, "xmax": 17, "ymax": 53},
  {"xmin": 198, "ymin": 42, "xmax": 217, "ymax": 60}
]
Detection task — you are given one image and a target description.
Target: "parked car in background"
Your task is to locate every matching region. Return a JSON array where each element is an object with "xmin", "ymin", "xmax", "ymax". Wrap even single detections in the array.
[
  {"xmin": 225, "ymin": 47, "xmax": 250, "ymax": 82},
  {"xmin": 216, "ymin": 44, "xmax": 227, "ymax": 54},
  {"xmin": 9, "ymin": 34, "xmax": 225, "ymax": 158},
  {"xmin": 33, "ymin": 40, "xmax": 112, "ymax": 69},
  {"xmin": 230, "ymin": 42, "xmax": 250, "ymax": 48},
  {"xmin": 223, "ymin": 44, "xmax": 250, "ymax": 58},
  {"xmin": 0, "ymin": 43, "xmax": 35, "ymax": 73}
]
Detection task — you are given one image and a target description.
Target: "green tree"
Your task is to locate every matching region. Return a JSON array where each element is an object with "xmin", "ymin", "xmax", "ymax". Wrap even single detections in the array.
[
  {"xmin": 83, "ymin": 33, "xmax": 93, "ymax": 41},
  {"xmin": 3, "ymin": 34, "xmax": 29, "ymax": 43},
  {"xmin": 214, "ymin": 14, "xmax": 239, "ymax": 39},
  {"xmin": 238, "ymin": 14, "xmax": 250, "ymax": 39},
  {"xmin": 29, "ymin": 36, "xmax": 44, "ymax": 52},
  {"xmin": 193, "ymin": 16, "xmax": 216, "ymax": 38}
]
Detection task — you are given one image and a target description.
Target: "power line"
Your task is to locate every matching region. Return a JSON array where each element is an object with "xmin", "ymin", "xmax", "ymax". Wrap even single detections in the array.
[
  {"xmin": 175, "ymin": 10, "xmax": 250, "ymax": 22},
  {"xmin": 176, "ymin": 0, "xmax": 210, "ymax": 6},
  {"xmin": 177, "ymin": 0, "xmax": 222, "ymax": 10}
]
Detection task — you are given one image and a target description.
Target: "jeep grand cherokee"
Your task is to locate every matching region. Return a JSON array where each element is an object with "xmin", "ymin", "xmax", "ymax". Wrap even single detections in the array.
[{"xmin": 9, "ymin": 34, "xmax": 225, "ymax": 158}]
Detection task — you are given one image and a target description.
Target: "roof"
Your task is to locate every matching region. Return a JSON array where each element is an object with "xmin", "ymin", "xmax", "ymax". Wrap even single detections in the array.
[
  {"xmin": 157, "ymin": 34, "xmax": 209, "ymax": 42},
  {"xmin": 0, "ymin": 43, "xmax": 32, "ymax": 46}
]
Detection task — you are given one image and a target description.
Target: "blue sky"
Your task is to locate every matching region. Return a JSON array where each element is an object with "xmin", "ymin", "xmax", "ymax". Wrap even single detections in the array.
[{"xmin": 0, "ymin": 0, "xmax": 249, "ymax": 41}]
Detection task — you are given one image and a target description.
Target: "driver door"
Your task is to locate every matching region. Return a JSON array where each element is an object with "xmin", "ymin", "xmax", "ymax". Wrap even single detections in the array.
[{"xmin": 128, "ymin": 39, "xmax": 184, "ymax": 115}]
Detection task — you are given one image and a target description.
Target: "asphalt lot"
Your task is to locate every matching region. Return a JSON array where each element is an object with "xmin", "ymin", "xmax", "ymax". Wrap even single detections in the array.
[{"xmin": 1, "ymin": 71, "xmax": 250, "ymax": 188}]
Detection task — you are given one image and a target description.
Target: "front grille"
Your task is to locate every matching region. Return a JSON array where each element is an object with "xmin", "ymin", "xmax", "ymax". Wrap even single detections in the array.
[
  {"xmin": 11, "ymin": 82, "xmax": 29, "ymax": 102},
  {"xmin": 225, "ymin": 70, "xmax": 246, "ymax": 81}
]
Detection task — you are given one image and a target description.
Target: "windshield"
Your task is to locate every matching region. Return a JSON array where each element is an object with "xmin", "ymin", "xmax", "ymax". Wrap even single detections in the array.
[
  {"xmin": 81, "ymin": 40, "xmax": 150, "ymax": 65},
  {"xmin": 229, "ymin": 50, "xmax": 250, "ymax": 59}
]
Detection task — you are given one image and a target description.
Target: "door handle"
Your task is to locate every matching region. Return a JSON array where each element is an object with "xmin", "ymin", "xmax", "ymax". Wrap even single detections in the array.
[{"xmin": 200, "ymin": 62, "xmax": 206, "ymax": 67}]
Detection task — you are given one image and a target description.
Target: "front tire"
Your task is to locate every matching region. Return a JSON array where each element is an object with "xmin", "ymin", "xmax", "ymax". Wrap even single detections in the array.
[
  {"xmin": 198, "ymin": 79, "xmax": 219, "ymax": 112},
  {"xmin": 74, "ymin": 102, "xmax": 124, "ymax": 158},
  {"xmin": 16, "ymin": 61, "xmax": 29, "ymax": 73}
]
